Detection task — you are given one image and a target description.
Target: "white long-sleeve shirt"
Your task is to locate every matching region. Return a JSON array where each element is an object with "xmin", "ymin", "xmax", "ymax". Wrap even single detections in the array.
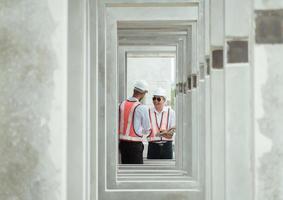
[{"xmin": 152, "ymin": 106, "xmax": 176, "ymax": 129}]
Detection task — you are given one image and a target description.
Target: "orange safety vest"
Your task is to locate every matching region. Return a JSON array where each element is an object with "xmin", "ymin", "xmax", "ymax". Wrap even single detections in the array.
[
  {"xmin": 119, "ymin": 100, "xmax": 143, "ymax": 142},
  {"xmin": 148, "ymin": 107, "xmax": 172, "ymax": 142}
]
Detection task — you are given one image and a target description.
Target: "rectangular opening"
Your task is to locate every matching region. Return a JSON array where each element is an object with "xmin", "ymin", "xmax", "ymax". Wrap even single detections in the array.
[
  {"xmin": 116, "ymin": 21, "xmax": 196, "ymax": 182},
  {"xmin": 99, "ymin": 3, "xmax": 203, "ymax": 194},
  {"xmin": 125, "ymin": 51, "xmax": 177, "ymax": 163}
]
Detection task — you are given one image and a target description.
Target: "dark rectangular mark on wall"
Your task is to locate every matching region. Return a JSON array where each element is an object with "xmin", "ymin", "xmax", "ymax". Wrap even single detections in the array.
[
  {"xmin": 192, "ymin": 74, "xmax": 197, "ymax": 88},
  {"xmin": 212, "ymin": 49, "xmax": 223, "ymax": 69},
  {"xmin": 227, "ymin": 41, "xmax": 248, "ymax": 63},
  {"xmin": 187, "ymin": 76, "xmax": 192, "ymax": 91},
  {"xmin": 255, "ymin": 9, "xmax": 283, "ymax": 44},
  {"xmin": 205, "ymin": 56, "xmax": 210, "ymax": 75},
  {"xmin": 200, "ymin": 63, "xmax": 205, "ymax": 80}
]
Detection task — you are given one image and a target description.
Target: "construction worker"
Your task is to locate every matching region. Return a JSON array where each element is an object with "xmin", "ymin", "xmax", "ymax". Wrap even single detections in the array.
[
  {"xmin": 119, "ymin": 80, "xmax": 151, "ymax": 164},
  {"xmin": 147, "ymin": 87, "xmax": 176, "ymax": 159}
]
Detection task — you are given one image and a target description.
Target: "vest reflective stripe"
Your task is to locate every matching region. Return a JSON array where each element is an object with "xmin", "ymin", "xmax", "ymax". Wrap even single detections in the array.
[
  {"xmin": 119, "ymin": 101, "xmax": 126, "ymax": 135},
  {"xmin": 119, "ymin": 134, "xmax": 147, "ymax": 142},
  {"xmin": 119, "ymin": 100, "xmax": 142, "ymax": 142},
  {"xmin": 148, "ymin": 107, "xmax": 172, "ymax": 142}
]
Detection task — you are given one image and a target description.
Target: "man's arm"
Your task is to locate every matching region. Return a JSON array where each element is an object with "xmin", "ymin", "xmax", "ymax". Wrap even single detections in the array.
[
  {"xmin": 156, "ymin": 109, "xmax": 176, "ymax": 139},
  {"xmin": 133, "ymin": 105, "xmax": 151, "ymax": 135},
  {"xmin": 170, "ymin": 109, "xmax": 176, "ymax": 129},
  {"xmin": 140, "ymin": 105, "xmax": 151, "ymax": 135}
]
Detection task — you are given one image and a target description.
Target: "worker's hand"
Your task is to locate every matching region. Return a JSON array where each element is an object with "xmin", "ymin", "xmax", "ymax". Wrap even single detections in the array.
[
  {"xmin": 159, "ymin": 130, "xmax": 174, "ymax": 139},
  {"xmin": 162, "ymin": 132, "xmax": 173, "ymax": 139},
  {"xmin": 168, "ymin": 127, "xmax": 176, "ymax": 134}
]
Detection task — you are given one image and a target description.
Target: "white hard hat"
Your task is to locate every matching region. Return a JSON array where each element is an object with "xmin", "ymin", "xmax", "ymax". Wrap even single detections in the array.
[
  {"xmin": 133, "ymin": 80, "xmax": 148, "ymax": 93},
  {"xmin": 153, "ymin": 87, "xmax": 166, "ymax": 99}
]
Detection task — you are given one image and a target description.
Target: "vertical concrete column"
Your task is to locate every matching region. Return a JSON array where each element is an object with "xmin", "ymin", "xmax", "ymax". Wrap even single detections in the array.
[
  {"xmin": 0, "ymin": 0, "xmax": 67, "ymax": 200},
  {"xmin": 254, "ymin": 1, "xmax": 283, "ymax": 200},
  {"xmin": 67, "ymin": 0, "xmax": 86, "ymax": 200},
  {"xmin": 224, "ymin": 0, "xmax": 253, "ymax": 199},
  {"xmin": 204, "ymin": 0, "xmax": 210, "ymax": 56},
  {"xmin": 210, "ymin": 0, "xmax": 225, "ymax": 200},
  {"xmin": 203, "ymin": 2, "xmax": 212, "ymax": 200}
]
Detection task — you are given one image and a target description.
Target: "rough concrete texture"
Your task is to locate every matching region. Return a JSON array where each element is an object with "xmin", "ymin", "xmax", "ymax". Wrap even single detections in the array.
[
  {"xmin": 255, "ymin": 45, "xmax": 283, "ymax": 200},
  {"xmin": 0, "ymin": 1, "xmax": 59, "ymax": 199}
]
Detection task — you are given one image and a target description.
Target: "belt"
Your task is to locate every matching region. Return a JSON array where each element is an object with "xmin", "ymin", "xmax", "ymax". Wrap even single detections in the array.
[{"xmin": 149, "ymin": 141, "xmax": 172, "ymax": 146}]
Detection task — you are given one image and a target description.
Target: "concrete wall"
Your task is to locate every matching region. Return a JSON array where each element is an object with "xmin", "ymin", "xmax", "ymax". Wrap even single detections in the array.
[
  {"xmin": 224, "ymin": 0, "xmax": 253, "ymax": 199},
  {"xmin": 209, "ymin": 0, "xmax": 225, "ymax": 200},
  {"xmin": 0, "ymin": 0, "xmax": 67, "ymax": 199},
  {"xmin": 254, "ymin": 1, "xmax": 283, "ymax": 200},
  {"xmin": 1, "ymin": 0, "xmax": 283, "ymax": 200}
]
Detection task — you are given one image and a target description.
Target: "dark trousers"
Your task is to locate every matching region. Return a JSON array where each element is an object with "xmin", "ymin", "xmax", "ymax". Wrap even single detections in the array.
[
  {"xmin": 119, "ymin": 140, "xmax": 144, "ymax": 164},
  {"xmin": 147, "ymin": 141, "xmax": 173, "ymax": 159}
]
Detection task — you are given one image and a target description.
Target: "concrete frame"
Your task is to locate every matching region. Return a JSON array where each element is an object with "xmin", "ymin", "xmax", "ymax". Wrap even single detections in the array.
[{"xmin": 67, "ymin": 0, "xmax": 253, "ymax": 200}]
